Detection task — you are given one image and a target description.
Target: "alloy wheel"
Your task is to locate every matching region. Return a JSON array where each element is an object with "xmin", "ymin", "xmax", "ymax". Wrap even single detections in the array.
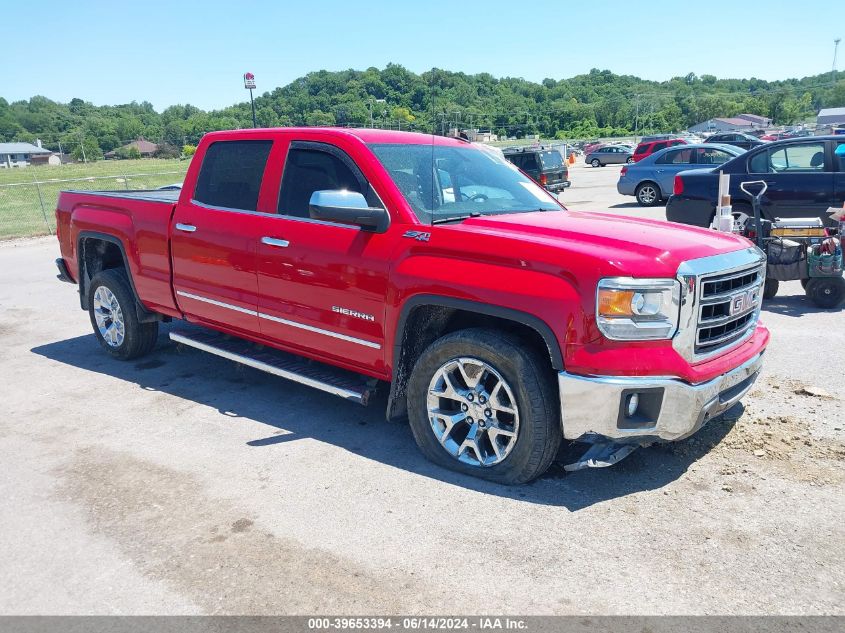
[
  {"xmin": 426, "ymin": 357, "xmax": 520, "ymax": 467},
  {"xmin": 93, "ymin": 286, "xmax": 125, "ymax": 347},
  {"xmin": 638, "ymin": 184, "xmax": 658, "ymax": 205}
]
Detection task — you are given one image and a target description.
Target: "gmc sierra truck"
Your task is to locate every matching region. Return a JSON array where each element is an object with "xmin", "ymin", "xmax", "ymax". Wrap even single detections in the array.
[{"xmin": 55, "ymin": 128, "xmax": 769, "ymax": 484}]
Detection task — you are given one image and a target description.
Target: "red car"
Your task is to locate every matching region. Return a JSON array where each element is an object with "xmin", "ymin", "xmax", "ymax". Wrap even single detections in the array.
[
  {"xmin": 632, "ymin": 138, "xmax": 687, "ymax": 162},
  {"xmin": 54, "ymin": 128, "xmax": 768, "ymax": 483}
]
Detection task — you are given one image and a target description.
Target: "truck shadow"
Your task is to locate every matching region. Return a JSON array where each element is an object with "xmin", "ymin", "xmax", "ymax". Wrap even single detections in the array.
[
  {"xmin": 762, "ymin": 293, "xmax": 841, "ymax": 317},
  {"xmin": 31, "ymin": 329, "xmax": 735, "ymax": 511}
]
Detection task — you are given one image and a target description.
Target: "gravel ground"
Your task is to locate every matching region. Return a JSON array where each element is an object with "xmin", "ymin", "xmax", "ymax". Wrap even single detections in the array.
[{"xmin": 0, "ymin": 165, "xmax": 843, "ymax": 614}]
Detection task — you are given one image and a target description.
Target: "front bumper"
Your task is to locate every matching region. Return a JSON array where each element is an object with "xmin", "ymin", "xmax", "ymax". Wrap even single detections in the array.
[{"xmin": 558, "ymin": 351, "xmax": 764, "ymax": 442}]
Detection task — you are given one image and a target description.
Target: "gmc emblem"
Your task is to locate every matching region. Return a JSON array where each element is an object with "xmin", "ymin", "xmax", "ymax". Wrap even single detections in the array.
[{"xmin": 729, "ymin": 288, "xmax": 759, "ymax": 316}]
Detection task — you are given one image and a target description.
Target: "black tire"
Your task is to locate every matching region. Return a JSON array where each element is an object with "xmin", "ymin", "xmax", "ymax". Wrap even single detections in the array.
[
  {"xmin": 591, "ymin": 158, "xmax": 601, "ymax": 167},
  {"xmin": 407, "ymin": 328, "xmax": 561, "ymax": 485},
  {"xmin": 762, "ymin": 278, "xmax": 779, "ymax": 300},
  {"xmin": 635, "ymin": 181, "xmax": 661, "ymax": 207},
  {"xmin": 87, "ymin": 268, "xmax": 159, "ymax": 360},
  {"xmin": 806, "ymin": 277, "xmax": 845, "ymax": 309},
  {"xmin": 626, "ymin": 157, "xmax": 634, "ymax": 164},
  {"xmin": 800, "ymin": 278, "xmax": 810, "ymax": 290}
]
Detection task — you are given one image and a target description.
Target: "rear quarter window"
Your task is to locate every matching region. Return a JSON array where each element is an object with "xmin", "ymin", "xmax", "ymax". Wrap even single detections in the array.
[
  {"xmin": 748, "ymin": 150, "xmax": 769, "ymax": 174},
  {"xmin": 194, "ymin": 140, "xmax": 273, "ymax": 211}
]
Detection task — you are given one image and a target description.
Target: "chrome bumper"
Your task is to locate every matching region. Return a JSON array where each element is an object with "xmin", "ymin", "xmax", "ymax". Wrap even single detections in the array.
[{"xmin": 558, "ymin": 352, "xmax": 764, "ymax": 442}]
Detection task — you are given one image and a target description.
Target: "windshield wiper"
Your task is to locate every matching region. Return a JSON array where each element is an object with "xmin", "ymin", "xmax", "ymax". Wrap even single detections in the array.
[{"xmin": 431, "ymin": 212, "xmax": 482, "ymax": 225}]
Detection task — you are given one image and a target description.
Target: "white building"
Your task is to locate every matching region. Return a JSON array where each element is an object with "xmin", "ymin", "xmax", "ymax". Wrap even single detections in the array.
[{"xmin": 0, "ymin": 141, "xmax": 53, "ymax": 168}]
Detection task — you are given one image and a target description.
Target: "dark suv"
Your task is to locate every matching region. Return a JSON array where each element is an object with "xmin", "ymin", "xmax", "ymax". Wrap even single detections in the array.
[
  {"xmin": 704, "ymin": 132, "xmax": 764, "ymax": 150},
  {"xmin": 503, "ymin": 147, "xmax": 571, "ymax": 193}
]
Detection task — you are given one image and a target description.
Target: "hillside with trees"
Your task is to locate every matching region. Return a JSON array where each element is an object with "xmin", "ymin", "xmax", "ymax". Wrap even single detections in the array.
[{"xmin": 1, "ymin": 65, "xmax": 843, "ymax": 158}]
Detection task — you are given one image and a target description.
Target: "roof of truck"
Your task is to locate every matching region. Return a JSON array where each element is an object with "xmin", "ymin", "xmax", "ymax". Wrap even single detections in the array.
[{"xmin": 202, "ymin": 127, "xmax": 470, "ymax": 146}]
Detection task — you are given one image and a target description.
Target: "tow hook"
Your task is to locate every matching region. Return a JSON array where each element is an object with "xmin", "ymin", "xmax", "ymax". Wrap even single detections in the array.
[{"xmin": 563, "ymin": 440, "xmax": 639, "ymax": 472}]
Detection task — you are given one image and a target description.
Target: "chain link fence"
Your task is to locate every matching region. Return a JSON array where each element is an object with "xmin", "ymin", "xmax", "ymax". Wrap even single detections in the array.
[{"xmin": 0, "ymin": 166, "xmax": 189, "ymax": 239}]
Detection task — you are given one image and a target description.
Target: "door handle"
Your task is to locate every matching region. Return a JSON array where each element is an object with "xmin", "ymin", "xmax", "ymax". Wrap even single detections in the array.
[
  {"xmin": 261, "ymin": 237, "xmax": 290, "ymax": 248},
  {"xmin": 175, "ymin": 223, "xmax": 196, "ymax": 233}
]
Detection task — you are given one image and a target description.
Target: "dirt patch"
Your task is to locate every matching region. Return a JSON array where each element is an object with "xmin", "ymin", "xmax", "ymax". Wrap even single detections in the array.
[
  {"xmin": 55, "ymin": 446, "xmax": 433, "ymax": 614},
  {"xmin": 719, "ymin": 414, "xmax": 845, "ymax": 463}
]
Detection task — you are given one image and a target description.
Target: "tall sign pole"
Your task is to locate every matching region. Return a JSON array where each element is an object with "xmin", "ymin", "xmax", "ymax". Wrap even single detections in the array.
[{"xmin": 244, "ymin": 72, "xmax": 257, "ymax": 128}]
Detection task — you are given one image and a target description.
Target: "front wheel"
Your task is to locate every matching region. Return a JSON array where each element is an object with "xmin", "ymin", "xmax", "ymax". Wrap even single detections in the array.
[
  {"xmin": 806, "ymin": 277, "xmax": 845, "ymax": 309},
  {"xmin": 407, "ymin": 328, "xmax": 561, "ymax": 485},
  {"xmin": 88, "ymin": 269, "xmax": 159, "ymax": 360},
  {"xmin": 591, "ymin": 159, "xmax": 601, "ymax": 167},
  {"xmin": 626, "ymin": 157, "xmax": 634, "ymax": 164}
]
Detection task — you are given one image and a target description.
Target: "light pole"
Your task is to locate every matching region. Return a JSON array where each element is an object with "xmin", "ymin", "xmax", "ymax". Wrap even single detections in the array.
[
  {"xmin": 244, "ymin": 73, "xmax": 257, "ymax": 128},
  {"xmin": 368, "ymin": 98, "xmax": 385, "ymax": 128},
  {"xmin": 834, "ymin": 38, "xmax": 842, "ymax": 85}
]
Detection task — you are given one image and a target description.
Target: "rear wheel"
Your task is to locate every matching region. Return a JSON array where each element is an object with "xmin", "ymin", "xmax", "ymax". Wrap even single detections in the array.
[
  {"xmin": 762, "ymin": 278, "xmax": 779, "ymax": 300},
  {"xmin": 635, "ymin": 182, "xmax": 661, "ymax": 207},
  {"xmin": 87, "ymin": 269, "xmax": 158, "ymax": 360},
  {"xmin": 806, "ymin": 277, "xmax": 845, "ymax": 309},
  {"xmin": 626, "ymin": 157, "xmax": 634, "ymax": 164},
  {"xmin": 407, "ymin": 328, "xmax": 561, "ymax": 485},
  {"xmin": 591, "ymin": 158, "xmax": 601, "ymax": 167}
]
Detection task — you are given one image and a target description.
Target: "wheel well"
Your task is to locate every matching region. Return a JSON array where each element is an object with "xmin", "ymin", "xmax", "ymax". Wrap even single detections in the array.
[
  {"xmin": 77, "ymin": 235, "xmax": 163, "ymax": 323},
  {"xmin": 636, "ymin": 180, "xmax": 659, "ymax": 192},
  {"xmin": 80, "ymin": 237, "xmax": 124, "ymax": 283},
  {"xmin": 385, "ymin": 303, "xmax": 559, "ymax": 422}
]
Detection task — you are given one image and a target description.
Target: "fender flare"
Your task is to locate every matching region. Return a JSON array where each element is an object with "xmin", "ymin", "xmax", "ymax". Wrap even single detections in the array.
[
  {"xmin": 77, "ymin": 231, "xmax": 159, "ymax": 323},
  {"xmin": 385, "ymin": 294, "xmax": 565, "ymax": 422},
  {"xmin": 393, "ymin": 294, "xmax": 564, "ymax": 373}
]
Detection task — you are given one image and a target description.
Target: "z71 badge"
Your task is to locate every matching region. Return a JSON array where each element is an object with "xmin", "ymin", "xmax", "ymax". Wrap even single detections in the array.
[{"xmin": 403, "ymin": 230, "xmax": 431, "ymax": 242}]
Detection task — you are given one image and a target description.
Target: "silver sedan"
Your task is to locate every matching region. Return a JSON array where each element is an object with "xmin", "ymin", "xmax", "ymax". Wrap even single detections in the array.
[{"xmin": 584, "ymin": 146, "xmax": 634, "ymax": 167}]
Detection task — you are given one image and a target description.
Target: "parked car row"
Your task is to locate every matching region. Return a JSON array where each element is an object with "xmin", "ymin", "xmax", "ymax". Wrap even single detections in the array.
[
  {"xmin": 667, "ymin": 136, "xmax": 845, "ymax": 229},
  {"xmin": 617, "ymin": 143, "xmax": 744, "ymax": 206}
]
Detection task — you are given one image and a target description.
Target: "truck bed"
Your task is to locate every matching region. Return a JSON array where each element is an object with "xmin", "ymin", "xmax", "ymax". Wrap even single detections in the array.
[
  {"xmin": 61, "ymin": 188, "xmax": 181, "ymax": 204},
  {"xmin": 55, "ymin": 187, "xmax": 181, "ymax": 316}
]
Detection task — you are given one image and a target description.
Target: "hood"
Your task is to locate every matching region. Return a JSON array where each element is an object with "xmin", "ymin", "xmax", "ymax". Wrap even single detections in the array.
[{"xmin": 457, "ymin": 210, "xmax": 752, "ymax": 276}]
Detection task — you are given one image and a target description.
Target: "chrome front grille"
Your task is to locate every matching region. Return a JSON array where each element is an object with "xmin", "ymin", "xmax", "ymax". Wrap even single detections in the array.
[
  {"xmin": 695, "ymin": 265, "xmax": 763, "ymax": 357},
  {"xmin": 673, "ymin": 247, "xmax": 767, "ymax": 364}
]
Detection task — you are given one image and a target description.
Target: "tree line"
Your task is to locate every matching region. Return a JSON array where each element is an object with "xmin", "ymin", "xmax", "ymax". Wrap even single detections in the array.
[{"xmin": 1, "ymin": 64, "xmax": 843, "ymax": 159}]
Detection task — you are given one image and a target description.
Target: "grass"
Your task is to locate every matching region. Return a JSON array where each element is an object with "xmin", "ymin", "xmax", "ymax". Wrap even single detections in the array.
[{"xmin": 0, "ymin": 159, "xmax": 190, "ymax": 239}]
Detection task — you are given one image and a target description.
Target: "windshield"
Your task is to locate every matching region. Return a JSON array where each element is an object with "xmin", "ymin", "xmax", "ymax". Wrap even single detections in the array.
[
  {"xmin": 368, "ymin": 142, "xmax": 561, "ymax": 224},
  {"xmin": 538, "ymin": 150, "xmax": 564, "ymax": 170}
]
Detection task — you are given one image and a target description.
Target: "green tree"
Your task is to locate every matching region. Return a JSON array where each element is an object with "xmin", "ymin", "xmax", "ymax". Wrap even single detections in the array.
[{"xmin": 71, "ymin": 137, "xmax": 103, "ymax": 162}]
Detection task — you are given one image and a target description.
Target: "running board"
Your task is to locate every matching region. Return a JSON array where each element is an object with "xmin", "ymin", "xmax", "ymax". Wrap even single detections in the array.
[{"xmin": 169, "ymin": 328, "xmax": 375, "ymax": 405}]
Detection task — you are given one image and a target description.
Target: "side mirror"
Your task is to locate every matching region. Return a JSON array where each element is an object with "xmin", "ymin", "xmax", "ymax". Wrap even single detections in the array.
[{"xmin": 308, "ymin": 190, "xmax": 389, "ymax": 233}]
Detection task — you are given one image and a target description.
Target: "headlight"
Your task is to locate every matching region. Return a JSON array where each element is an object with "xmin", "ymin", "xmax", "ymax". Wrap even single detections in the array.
[{"xmin": 596, "ymin": 278, "xmax": 680, "ymax": 340}]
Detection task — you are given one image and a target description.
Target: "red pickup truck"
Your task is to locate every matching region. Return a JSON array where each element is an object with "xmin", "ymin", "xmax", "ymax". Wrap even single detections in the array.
[{"xmin": 55, "ymin": 128, "xmax": 769, "ymax": 484}]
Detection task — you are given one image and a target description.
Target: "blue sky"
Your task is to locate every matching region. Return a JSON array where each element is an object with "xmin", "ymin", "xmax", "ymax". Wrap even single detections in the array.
[{"xmin": 2, "ymin": 0, "xmax": 842, "ymax": 111}]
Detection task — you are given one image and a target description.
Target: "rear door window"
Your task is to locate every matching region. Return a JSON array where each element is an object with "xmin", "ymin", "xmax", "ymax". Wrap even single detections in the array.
[
  {"xmin": 748, "ymin": 151, "xmax": 770, "ymax": 174},
  {"xmin": 694, "ymin": 148, "xmax": 734, "ymax": 165},
  {"xmin": 768, "ymin": 142, "xmax": 826, "ymax": 172},
  {"xmin": 193, "ymin": 140, "xmax": 273, "ymax": 211},
  {"xmin": 652, "ymin": 142, "xmax": 668, "ymax": 152},
  {"xmin": 658, "ymin": 148, "xmax": 693, "ymax": 164}
]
